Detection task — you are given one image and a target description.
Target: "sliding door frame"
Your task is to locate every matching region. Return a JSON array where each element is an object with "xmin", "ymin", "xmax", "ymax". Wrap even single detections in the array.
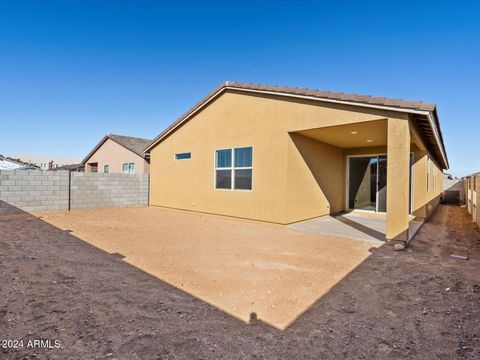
[
  {"xmin": 345, "ymin": 153, "xmax": 387, "ymax": 213},
  {"xmin": 346, "ymin": 153, "xmax": 414, "ymax": 214}
]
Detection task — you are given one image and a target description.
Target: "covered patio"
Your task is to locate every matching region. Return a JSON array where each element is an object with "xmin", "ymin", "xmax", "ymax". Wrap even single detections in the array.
[{"xmin": 290, "ymin": 111, "xmax": 446, "ymax": 244}]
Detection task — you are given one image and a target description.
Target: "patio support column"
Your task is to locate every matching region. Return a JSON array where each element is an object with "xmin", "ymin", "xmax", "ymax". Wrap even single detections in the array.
[{"xmin": 386, "ymin": 117, "xmax": 411, "ymax": 243}]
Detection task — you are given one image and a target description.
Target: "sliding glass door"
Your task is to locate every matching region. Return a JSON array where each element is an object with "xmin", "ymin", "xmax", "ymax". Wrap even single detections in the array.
[{"xmin": 348, "ymin": 155, "xmax": 388, "ymax": 212}]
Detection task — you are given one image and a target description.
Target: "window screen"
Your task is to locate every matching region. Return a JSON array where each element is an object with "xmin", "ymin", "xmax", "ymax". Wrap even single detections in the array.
[
  {"xmin": 216, "ymin": 149, "xmax": 232, "ymax": 168},
  {"xmin": 215, "ymin": 147, "xmax": 252, "ymax": 190}
]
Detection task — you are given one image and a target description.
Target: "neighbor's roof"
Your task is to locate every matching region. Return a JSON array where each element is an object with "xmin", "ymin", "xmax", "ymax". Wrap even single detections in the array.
[
  {"xmin": 82, "ymin": 134, "xmax": 152, "ymax": 164},
  {"xmin": 0, "ymin": 155, "xmax": 41, "ymax": 169},
  {"xmin": 53, "ymin": 163, "xmax": 85, "ymax": 171},
  {"xmin": 145, "ymin": 81, "xmax": 449, "ymax": 169},
  {"xmin": 462, "ymin": 171, "xmax": 480, "ymax": 179}
]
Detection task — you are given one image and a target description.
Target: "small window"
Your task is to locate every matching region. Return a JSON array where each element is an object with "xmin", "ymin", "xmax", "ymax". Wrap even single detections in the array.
[
  {"xmin": 175, "ymin": 152, "xmax": 191, "ymax": 160},
  {"xmin": 215, "ymin": 147, "xmax": 253, "ymax": 190},
  {"xmin": 104, "ymin": 165, "xmax": 109, "ymax": 173},
  {"xmin": 123, "ymin": 163, "xmax": 135, "ymax": 174}
]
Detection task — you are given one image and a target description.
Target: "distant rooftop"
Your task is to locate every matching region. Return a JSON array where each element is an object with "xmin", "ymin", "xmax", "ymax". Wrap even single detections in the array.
[{"xmin": 82, "ymin": 134, "xmax": 152, "ymax": 164}]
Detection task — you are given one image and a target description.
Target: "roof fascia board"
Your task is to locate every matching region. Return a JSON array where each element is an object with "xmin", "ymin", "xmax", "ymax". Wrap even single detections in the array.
[
  {"xmin": 426, "ymin": 112, "xmax": 448, "ymax": 169},
  {"xmin": 144, "ymin": 87, "xmax": 226, "ymax": 152},
  {"xmin": 234, "ymin": 87, "xmax": 432, "ymax": 116},
  {"xmin": 81, "ymin": 135, "xmax": 109, "ymax": 164}
]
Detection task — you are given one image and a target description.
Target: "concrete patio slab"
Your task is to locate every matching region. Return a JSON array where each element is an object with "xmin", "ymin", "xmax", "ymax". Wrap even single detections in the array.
[{"xmin": 288, "ymin": 211, "xmax": 424, "ymax": 242}]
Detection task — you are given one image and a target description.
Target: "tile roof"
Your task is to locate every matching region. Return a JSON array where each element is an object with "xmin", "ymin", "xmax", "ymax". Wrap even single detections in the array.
[
  {"xmin": 82, "ymin": 134, "xmax": 151, "ymax": 164},
  {"xmin": 223, "ymin": 81, "xmax": 437, "ymax": 111},
  {"xmin": 145, "ymin": 81, "xmax": 438, "ymax": 152},
  {"xmin": 108, "ymin": 134, "xmax": 152, "ymax": 158}
]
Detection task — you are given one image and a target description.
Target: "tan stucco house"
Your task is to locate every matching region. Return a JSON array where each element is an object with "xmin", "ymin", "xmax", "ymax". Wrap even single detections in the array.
[
  {"xmin": 82, "ymin": 134, "xmax": 151, "ymax": 174},
  {"xmin": 146, "ymin": 82, "xmax": 448, "ymax": 244}
]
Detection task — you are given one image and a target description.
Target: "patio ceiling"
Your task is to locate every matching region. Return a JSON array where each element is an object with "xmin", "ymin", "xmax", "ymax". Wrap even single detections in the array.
[{"xmin": 294, "ymin": 119, "xmax": 387, "ymax": 149}]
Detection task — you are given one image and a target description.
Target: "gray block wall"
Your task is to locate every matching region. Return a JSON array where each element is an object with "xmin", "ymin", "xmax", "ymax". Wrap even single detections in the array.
[
  {"xmin": 70, "ymin": 172, "xmax": 149, "ymax": 210},
  {"xmin": 0, "ymin": 170, "xmax": 70, "ymax": 212},
  {"xmin": 0, "ymin": 170, "xmax": 149, "ymax": 213}
]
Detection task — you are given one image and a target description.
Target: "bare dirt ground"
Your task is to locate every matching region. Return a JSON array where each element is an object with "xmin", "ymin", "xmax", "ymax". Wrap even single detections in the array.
[
  {"xmin": 1, "ymin": 204, "xmax": 479, "ymax": 359},
  {"xmin": 34, "ymin": 205, "xmax": 382, "ymax": 330}
]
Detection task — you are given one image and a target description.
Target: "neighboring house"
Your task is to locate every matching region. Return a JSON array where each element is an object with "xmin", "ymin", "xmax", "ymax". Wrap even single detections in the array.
[
  {"xmin": 0, "ymin": 155, "xmax": 40, "ymax": 170},
  {"xmin": 462, "ymin": 172, "xmax": 480, "ymax": 226},
  {"xmin": 82, "ymin": 134, "xmax": 151, "ymax": 174},
  {"xmin": 14, "ymin": 155, "xmax": 80, "ymax": 170},
  {"xmin": 146, "ymin": 81, "xmax": 449, "ymax": 244}
]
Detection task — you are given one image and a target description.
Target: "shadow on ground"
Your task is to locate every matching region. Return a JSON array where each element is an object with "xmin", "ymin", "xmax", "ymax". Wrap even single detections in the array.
[
  {"xmin": 332, "ymin": 212, "xmax": 386, "ymax": 241},
  {"xmin": 0, "ymin": 202, "xmax": 479, "ymax": 359}
]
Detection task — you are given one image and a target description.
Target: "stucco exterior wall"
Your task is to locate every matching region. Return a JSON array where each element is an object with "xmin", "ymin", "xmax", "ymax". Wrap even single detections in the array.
[
  {"xmin": 149, "ymin": 92, "xmax": 290, "ymax": 223},
  {"xmin": 384, "ymin": 117, "xmax": 411, "ymax": 241},
  {"xmin": 84, "ymin": 139, "xmax": 149, "ymax": 174},
  {"xmin": 286, "ymin": 133, "xmax": 345, "ymax": 222},
  {"xmin": 411, "ymin": 151, "xmax": 443, "ymax": 220},
  {"xmin": 149, "ymin": 90, "xmax": 420, "ymax": 224}
]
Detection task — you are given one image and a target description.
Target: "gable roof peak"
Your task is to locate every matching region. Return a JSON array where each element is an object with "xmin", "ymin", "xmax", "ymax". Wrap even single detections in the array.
[{"xmin": 82, "ymin": 133, "xmax": 152, "ymax": 164}]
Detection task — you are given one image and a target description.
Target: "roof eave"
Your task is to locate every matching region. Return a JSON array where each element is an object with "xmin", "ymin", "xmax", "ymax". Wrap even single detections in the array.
[
  {"xmin": 81, "ymin": 135, "xmax": 109, "ymax": 164},
  {"xmin": 145, "ymin": 84, "xmax": 449, "ymax": 169}
]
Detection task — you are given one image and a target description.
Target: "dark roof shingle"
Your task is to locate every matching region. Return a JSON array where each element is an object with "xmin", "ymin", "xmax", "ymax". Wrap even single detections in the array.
[{"xmin": 107, "ymin": 134, "xmax": 152, "ymax": 157}]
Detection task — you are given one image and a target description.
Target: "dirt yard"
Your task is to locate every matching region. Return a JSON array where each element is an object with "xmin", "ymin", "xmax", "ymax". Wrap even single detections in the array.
[
  {"xmin": 35, "ymin": 206, "xmax": 383, "ymax": 330},
  {"xmin": 1, "ymin": 204, "xmax": 479, "ymax": 359}
]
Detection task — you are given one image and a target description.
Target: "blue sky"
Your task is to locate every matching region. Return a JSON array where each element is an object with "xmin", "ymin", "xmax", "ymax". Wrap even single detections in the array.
[{"xmin": 0, "ymin": 0, "xmax": 478, "ymax": 176}]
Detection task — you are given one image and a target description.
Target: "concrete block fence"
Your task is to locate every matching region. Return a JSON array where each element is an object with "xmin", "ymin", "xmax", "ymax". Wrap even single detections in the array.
[
  {"xmin": 0, "ymin": 170, "xmax": 149, "ymax": 213},
  {"xmin": 70, "ymin": 172, "xmax": 149, "ymax": 210}
]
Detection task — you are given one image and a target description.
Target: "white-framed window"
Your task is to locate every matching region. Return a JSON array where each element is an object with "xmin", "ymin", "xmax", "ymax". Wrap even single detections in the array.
[
  {"xmin": 426, "ymin": 157, "xmax": 430, "ymax": 192},
  {"xmin": 215, "ymin": 147, "xmax": 253, "ymax": 190},
  {"xmin": 103, "ymin": 165, "xmax": 109, "ymax": 173},
  {"xmin": 175, "ymin": 152, "xmax": 191, "ymax": 160},
  {"xmin": 123, "ymin": 163, "xmax": 135, "ymax": 174}
]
